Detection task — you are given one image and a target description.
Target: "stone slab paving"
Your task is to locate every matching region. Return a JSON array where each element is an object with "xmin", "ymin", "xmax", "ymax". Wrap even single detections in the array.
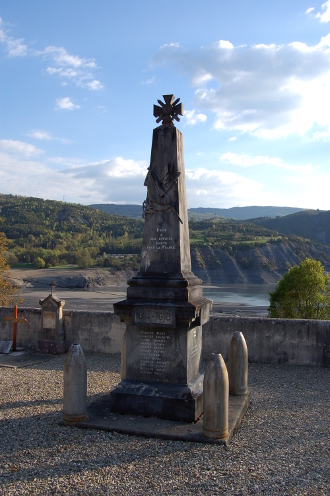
[
  {"xmin": 0, "ymin": 350, "xmax": 56, "ymax": 368},
  {"xmin": 66, "ymin": 392, "xmax": 250, "ymax": 445},
  {"xmin": 0, "ymin": 353, "xmax": 329, "ymax": 495}
]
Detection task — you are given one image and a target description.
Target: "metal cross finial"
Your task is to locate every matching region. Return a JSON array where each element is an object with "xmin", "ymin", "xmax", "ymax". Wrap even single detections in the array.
[
  {"xmin": 153, "ymin": 94, "xmax": 184, "ymax": 126},
  {"xmin": 50, "ymin": 280, "xmax": 55, "ymax": 295}
]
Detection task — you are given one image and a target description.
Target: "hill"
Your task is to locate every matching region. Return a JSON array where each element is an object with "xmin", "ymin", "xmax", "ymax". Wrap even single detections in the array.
[
  {"xmin": 188, "ymin": 206, "xmax": 305, "ymax": 221},
  {"xmin": 89, "ymin": 203, "xmax": 305, "ymax": 221},
  {"xmin": 190, "ymin": 239, "xmax": 330, "ymax": 284},
  {"xmin": 90, "ymin": 203, "xmax": 143, "ymax": 219},
  {"xmin": 249, "ymin": 210, "xmax": 330, "ymax": 245},
  {"xmin": 0, "ymin": 194, "xmax": 144, "ymax": 269},
  {"xmin": 1, "ymin": 194, "xmax": 329, "ymax": 284}
]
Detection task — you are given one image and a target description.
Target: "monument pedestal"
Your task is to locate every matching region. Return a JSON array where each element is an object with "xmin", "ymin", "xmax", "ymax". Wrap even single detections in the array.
[
  {"xmin": 110, "ymin": 96, "xmax": 212, "ymax": 422},
  {"xmin": 111, "ymin": 275, "xmax": 211, "ymax": 421}
]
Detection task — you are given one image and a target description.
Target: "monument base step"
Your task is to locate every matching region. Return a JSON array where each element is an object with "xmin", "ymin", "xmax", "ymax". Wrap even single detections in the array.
[
  {"xmin": 62, "ymin": 392, "xmax": 251, "ymax": 445},
  {"xmin": 109, "ymin": 375, "xmax": 204, "ymax": 422}
]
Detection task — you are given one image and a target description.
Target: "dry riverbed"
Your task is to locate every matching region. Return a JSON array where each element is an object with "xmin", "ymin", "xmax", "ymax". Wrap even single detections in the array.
[{"xmin": 9, "ymin": 268, "xmax": 269, "ymax": 316}]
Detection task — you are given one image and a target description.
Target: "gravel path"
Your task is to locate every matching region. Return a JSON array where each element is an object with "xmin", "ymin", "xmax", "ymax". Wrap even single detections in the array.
[{"xmin": 0, "ymin": 355, "xmax": 329, "ymax": 495}]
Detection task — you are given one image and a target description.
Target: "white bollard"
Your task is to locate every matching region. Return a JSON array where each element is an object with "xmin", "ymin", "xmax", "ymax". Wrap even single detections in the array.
[
  {"xmin": 203, "ymin": 353, "xmax": 229, "ymax": 439},
  {"xmin": 63, "ymin": 344, "xmax": 87, "ymax": 422},
  {"xmin": 228, "ymin": 331, "xmax": 248, "ymax": 396}
]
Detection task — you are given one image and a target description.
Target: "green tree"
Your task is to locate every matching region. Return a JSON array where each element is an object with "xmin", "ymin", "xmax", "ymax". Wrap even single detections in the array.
[
  {"xmin": 268, "ymin": 258, "xmax": 330, "ymax": 319},
  {"xmin": 76, "ymin": 249, "xmax": 94, "ymax": 269},
  {"xmin": 35, "ymin": 257, "xmax": 46, "ymax": 269},
  {"xmin": 0, "ymin": 231, "xmax": 22, "ymax": 306}
]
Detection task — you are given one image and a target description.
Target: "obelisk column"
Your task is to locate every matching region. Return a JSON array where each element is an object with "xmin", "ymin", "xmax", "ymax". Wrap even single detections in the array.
[{"xmin": 111, "ymin": 95, "xmax": 212, "ymax": 422}]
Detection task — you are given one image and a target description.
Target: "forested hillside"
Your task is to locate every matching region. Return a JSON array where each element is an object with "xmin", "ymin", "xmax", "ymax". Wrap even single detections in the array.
[
  {"xmin": 249, "ymin": 210, "xmax": 330, "ymax": 245},
  {"xmin": 1, "ymin": 194, "xmax": 329, "ymax": 284},
  {"xmin": 0, "ymin": 194, "xmax": 143, "ymax": 269}
]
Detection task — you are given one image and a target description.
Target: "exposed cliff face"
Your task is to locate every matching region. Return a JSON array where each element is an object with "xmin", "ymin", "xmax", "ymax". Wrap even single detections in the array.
[{"xmin": 191, "ymin": 240, "xmax": 330, "ymax": 284}]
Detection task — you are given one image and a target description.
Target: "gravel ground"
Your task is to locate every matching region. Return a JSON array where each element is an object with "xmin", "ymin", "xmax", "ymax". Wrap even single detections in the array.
[{"xmin": 0, "ymin": 355, "xmax": 329, "ymax": 495}]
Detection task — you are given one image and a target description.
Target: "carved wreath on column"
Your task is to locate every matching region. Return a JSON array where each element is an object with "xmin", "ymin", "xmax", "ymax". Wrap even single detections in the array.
[{"xmin": 143, "ymin": 162, "xmax": 182, "ymax": 224}]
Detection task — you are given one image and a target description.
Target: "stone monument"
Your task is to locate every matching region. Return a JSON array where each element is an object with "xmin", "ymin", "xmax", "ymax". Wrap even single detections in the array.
[
  {"xmin": 110, "ymin": 94, "xmax": 212, "ymax": 422},
  {"xmin": 38, "ymin": 289, "xmax": 65, "ymax": 354}
]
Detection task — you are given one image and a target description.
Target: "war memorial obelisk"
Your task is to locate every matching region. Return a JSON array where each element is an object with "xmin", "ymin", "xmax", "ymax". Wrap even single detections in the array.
[{"xmin": 110, "ymin": 95, "xmax": 212, "ymax": 422}]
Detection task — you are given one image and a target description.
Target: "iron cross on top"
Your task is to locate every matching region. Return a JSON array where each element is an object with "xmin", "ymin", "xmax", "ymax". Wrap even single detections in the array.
[{"xmin": 153, "ymin": 94, "xmax": 184, "ymax": 126}]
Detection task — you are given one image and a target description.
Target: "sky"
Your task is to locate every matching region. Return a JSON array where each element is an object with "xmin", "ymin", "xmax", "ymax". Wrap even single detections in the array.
[{"xmin": 1, "ymin": 0, "xmax": 330, "ymax": 210}]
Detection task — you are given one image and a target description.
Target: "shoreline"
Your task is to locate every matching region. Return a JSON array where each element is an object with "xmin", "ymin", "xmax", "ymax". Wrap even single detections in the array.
[{"xmin": 10, "ymin": 268, "xmax": 270, "ymax": 317}]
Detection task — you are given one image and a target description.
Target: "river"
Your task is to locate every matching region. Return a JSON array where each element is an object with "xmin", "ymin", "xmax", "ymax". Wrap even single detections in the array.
[{"xmin": 18, "ymin": 283, "xmax": 276, "ymax": 316}]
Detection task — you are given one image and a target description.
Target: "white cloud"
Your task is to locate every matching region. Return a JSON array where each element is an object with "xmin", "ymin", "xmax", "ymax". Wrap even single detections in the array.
[
  {"xmin": 312, "ymin": 128, "xmax": 330, "ymax": 140},
  {"xmin": 27, "ymin": 130, "xmax": 52, "ymax": 141},
  {"xmin": 0, "ymin": 19, "xmax": 103, "ymax": 90},
  {"xmin": 185, "ymin": 168, "xmax": 265, "ymax": 207},
  {"xmin": 55, "ymin": 97, "xmax": 80, "ymax": 111},
  {"xmin": 0, "ymin": 139, "xmax": 43, "ymax": 157},
  {"xmin": 316, "ymin": 1, "xmax": 330, "ymax": 22},
  {"xmin": 6, "ymin": 37, "xmax": 27, "ymax": 57},
  {"xmin": 85, "ymin": 79, "xmax": 103, "ymax": 91},
  {"xmin": 184, "ymin": 109, "xmax": 207, "ymax": 126},
  {"xmin": 142, "ymin": 76, "xmax": 157, "ymax": 85},
  {"xmin": 42, "ymin": 46, "xmax": 96, "ymax": 68},
  {"xmin": 0, "ymin": 17, "xmax": 27, "ymax": 56},
  {"xmin": 306, "ymin": 7, "xmax": 315, "ymax": 14},
  {"xmin": 46, "ymin": 65, "xmax": 103, "ymax": 90},
  {"xmin": 154, "ymin": 37, "xmax": 330, "ymax": 139},
  {"xmin": 0, "ymin": 143, "xmax": 329, "ymax": 209},
  {"xmin": 27, "ymin": 129, "xmax": 71, "ymax": 143},
  {"xmin": 160, "ymin": 42, "xmax": 181, "ymax": 49},
  {"xmin": 0, "ymin": 148, "xmax": 149, "ymax": 204},
  {"xmin": 220, "ymin": 152, "xmax": 314, "ymax": 173}
]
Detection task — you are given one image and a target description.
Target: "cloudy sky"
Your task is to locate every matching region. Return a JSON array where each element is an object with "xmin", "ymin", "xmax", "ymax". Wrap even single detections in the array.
[{"xmin": 1, "ymin": 0, "xmax": 330, "ymax": 209}]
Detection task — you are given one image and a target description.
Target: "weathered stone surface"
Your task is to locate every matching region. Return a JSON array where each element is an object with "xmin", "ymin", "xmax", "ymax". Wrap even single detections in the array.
[
  {"xmin": 203, "ymin": 353, "xmax": 229, "ymax": 439},
  {"xmin": 124, "ymin": 323, "xmax": 203, "ymax": 384},
  {"xmin": 228, "ymin": 331, "xmax": 248, "ymax": 395},
  {"xmin": 140, "ymin": 125, "xmax": 190, "ymax": 275},
  {"xmin": 38, "ymin": 294, "xmax": 65, "ymax": 354},
  {"xmin": 63, "ymin": 344, "xmax": 87, "ymax": 422},
  {"xmin": 110, "ymin": 374, "xmax": 203, "ymax": 422},
  {"xmin": 112, "ymin": 102, "xmax": 212, "ymax": 422},
  {"xmin": 0, "ymin": 341, "xmax": 13, "ymax": 354}
]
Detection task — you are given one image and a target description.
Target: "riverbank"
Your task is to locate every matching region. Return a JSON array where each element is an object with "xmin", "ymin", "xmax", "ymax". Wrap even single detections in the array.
[
  {"xmin": 10, "ymin": 267, "xmax": 136, "ymax": 289},
  {"xmin": 10, "ymin": 268, "xmax": 270, "ymax": 317}
]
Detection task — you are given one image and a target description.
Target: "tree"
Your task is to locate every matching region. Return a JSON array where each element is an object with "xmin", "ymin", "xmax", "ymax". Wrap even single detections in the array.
[
  {"xmin": 268, "ymin": 258, "xmax": 330, "ymax": 319},
  {"xmin": 35, "ymin": 257, "xmax": 46, "ymax": 269},
  {"xmin": 76, "ymin": 249, "xmax": 94, "ymax": 269},
  {"xmin": 0, "ymin": 230, "xmax": 22, "ymax": 306}
]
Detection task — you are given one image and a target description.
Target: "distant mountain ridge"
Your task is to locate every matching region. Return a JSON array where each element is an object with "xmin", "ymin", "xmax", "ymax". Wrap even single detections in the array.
[
  {"xmin": 1, "ymin": 194, "xmax": 329, "ymax": 284},
  {"xmin": 90, "ymin": 203, "xmax": 305, "ymax": 221},
  {"xmin": 249, "ymin": 210, "xmax": 330, "ymax": 246}
]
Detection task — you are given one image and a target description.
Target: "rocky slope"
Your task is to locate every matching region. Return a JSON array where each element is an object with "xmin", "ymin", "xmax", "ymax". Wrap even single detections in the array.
[
  {"xmin": 9, "ymin": 240, "xmax": 330, "ymax": 288},
  {"xmin": 191, "ymin": 239, "xmax": 330, "ymax": 284}
]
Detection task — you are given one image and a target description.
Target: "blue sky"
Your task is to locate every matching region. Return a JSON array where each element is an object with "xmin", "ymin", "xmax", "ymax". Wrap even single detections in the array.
[{"xmin": 1, "ymin": 0, "xmax": 330, "ymax": 209}]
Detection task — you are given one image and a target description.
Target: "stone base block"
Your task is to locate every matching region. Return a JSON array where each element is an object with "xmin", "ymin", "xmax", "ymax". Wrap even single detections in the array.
[
  {"xmin": 109, "ymin": 374, "xmax": 203, "ymax": 422},
  {"xmin": 66, "ymin": 392, "xmax": 251, "ymax": 445}
]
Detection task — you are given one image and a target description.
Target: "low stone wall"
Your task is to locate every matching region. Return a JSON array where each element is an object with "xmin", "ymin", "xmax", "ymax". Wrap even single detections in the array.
[
  {"xmin": 0, "ymin": 307, "xmax": 125, "ymax": 355},
  {"xmin": 202, "ymin": 316, "xmax": 330, "ymax": 368},
  {"xmin": 0, "ymin": 307, "xmax": 329, "ymax": 367}
]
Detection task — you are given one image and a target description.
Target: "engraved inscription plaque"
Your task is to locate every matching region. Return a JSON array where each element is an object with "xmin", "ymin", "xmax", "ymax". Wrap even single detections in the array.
[
  {"xmin": 0, "ymin": 341, "xmax": 13, "ymax": 354},
  {"xmin": 139, "ymin": 329, "xmax": 170, "ymax": 378},
  {"xmin": 133, "ymin": 306, "xmax": 175, "ymax": 328},
  {"xmin": 43, "ymin": 312, "xmax": 56, "ymax": 329}
]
